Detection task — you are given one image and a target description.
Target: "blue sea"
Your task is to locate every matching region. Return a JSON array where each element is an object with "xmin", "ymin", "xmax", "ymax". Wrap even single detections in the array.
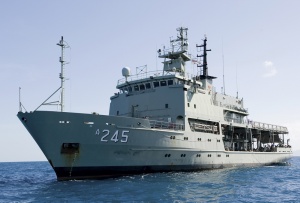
[{"xmin": 0, "ymin": 157, "xmax": 299, "ymax": 203}]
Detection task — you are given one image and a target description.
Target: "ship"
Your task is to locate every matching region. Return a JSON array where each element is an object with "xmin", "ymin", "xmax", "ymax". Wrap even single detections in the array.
[{"xmin": 17, "ymin": 27, "xmax": 292, "ymax": 180}]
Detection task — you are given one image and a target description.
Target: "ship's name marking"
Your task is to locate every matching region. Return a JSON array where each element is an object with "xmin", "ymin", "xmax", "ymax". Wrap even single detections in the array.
[{"xmin": 95, "ymin": 129, "xmax": 129, "ymax": 143}]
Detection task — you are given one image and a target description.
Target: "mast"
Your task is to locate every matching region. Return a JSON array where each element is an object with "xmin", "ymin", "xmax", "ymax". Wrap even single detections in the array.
[
  {"xmin": 196, "ymin": 37, "xmax": 210, "ymax": 77},
  {"xmin": 56, "ymin": 36, "xmax": 69, "ymax": 112},
  {"xmin": 158, "ymin": 27, "xmax": 191, "ymax": 75},
  {"xmin": 196, "ymin": 36, "xmax": 217, "ymax": 81},
  {"xmin": 34, "ymin": 36, "xmax": 70, "ymax": 112},
  {"xmin": 170, "ymin": 27, "xmax": 189, "ymax": 53}
]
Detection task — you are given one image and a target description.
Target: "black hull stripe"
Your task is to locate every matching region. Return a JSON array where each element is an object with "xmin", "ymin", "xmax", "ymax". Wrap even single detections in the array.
[{"xmin": 54, "ymin": 163, "xmax": 268, "ymax": 181}]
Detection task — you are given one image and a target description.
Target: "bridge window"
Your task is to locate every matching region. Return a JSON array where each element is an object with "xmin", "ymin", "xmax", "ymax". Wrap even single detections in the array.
[
  {"xmin": 145, "ymin": 83, "xmax": 151, "ymax": 89},
  {"xmin": 128, "ymin": 86, "xmax": 132, "ymax": 92},
  {"xmin": 139, "ymin": 84, "xmax": 145, "ymax": 90},
  {"xmin": 160, "ymin": 81, "xmax": 167, "ymax": 86},
  {"xmin": 153, "ymin": 81, "xmax": 159, "ymax": 88},
  {"xmin": 134, "ymin": 85, "xmax": 139, "ymax": 91},
  {"xmin": 168, "ymin": 80, "xmax": 174, "ymax": 86}
]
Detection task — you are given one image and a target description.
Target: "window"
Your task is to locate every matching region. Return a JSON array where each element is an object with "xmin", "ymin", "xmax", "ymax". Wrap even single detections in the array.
[
  {"xmin": 194, "ymin": 104, "xmax": 196, "ymax": 108},
  {"xmin": 128, "ymin": 86, "xmax": 132, "ymax": 92},
  {"xmin": 139, "ymin": 84, "xmax": 145, "ymax": 90},
  {"xmin": 134, "ymin": 85, "xmax": 139, "ymax": 91},
  {"xmin": 160, "ymin": 81, "xmax": 167, "ymax": 86},
  {"xmin": 165, "ymin": 104, "xmax": 168, "ymax": 108},
  {"xmin": 145, "ymin": 83, "xmax": 151, "ymax": 89},
  {"xmin": 153, "ymin": 81, "xmax": 159, "ymax": 88},
  {"xmin": 168, "ymin": 80, "xmax": 174, "ymax": 86},
  {"xmin": 187, "ymin": 103, "xmax": 190, "ymax": 107}
]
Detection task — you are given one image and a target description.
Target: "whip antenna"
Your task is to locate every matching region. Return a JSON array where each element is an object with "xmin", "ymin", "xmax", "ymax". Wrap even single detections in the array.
[
  {"xmin": 222, "ymin": 42, "xmax": 226, "ymax": 95},
  {"xmin": 236, "ymin": 63, "xmax": 239, "ymax": 99}
]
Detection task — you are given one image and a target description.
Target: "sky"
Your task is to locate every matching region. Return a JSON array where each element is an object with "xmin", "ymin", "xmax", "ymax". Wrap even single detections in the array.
[{"xmin": 1, "ymin": 0, "xmax": 300, "ymax": 162}]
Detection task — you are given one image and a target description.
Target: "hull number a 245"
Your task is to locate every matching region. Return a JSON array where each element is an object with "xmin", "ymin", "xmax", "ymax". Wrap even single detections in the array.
[{"xmin": 95, "ymin": 129, "xmax": 129, "ymax": 143}]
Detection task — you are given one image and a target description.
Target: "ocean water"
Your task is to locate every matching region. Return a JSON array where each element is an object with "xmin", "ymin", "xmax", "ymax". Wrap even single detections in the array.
[{"xmin": 0, "ymin": 157, "xmax": 299, "ymax": 203}]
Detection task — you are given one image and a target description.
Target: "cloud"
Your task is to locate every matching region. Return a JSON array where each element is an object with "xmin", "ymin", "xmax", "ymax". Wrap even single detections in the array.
[
  {"xmin": 264, "ymin": 61, "xmax": 273, "ymax": 67},
  {"xmin": 262, "ymin": 60, "xmax": 278, "ymax": 78}
]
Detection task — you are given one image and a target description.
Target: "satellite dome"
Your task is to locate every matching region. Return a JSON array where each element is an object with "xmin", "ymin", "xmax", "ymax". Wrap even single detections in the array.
[{"xmin": 122, "ymin": 67, "xmax": 131, "ymax": 77}]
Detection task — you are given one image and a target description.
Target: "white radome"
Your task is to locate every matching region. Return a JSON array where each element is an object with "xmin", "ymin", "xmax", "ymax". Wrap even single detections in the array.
[{"xmin": 122, "ymin": 67, "xmax": 131, "ymax": 77}]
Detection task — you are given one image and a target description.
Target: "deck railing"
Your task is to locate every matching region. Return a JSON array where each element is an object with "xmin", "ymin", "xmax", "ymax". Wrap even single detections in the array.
[
  {"xmin": 149, "ymin": 120, "xmax": 184, "ymax": 131},
  {"xmin": 250, "ymin": 121, "xmax": 288, "ymax": 133},
  {"xmin": 117, "ymin": 70, "xmax": 200, "ymax": 86}
]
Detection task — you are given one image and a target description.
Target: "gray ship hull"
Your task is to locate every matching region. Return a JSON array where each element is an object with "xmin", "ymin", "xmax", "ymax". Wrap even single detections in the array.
[{"xmin": 17, "ymin": 111, "xmax": 292, "ymax": 180}]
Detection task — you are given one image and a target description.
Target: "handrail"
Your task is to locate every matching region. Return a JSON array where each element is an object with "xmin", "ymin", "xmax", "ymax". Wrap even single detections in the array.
[
  {"xmin": 250, "ymin": 121, "xmax": 288, "ymax": 133},
  {"xmin": 117, "ymin": 70, "xmax": 200, "ymax": 86},
  {"xmin": 149, "ymin": 120, "xmax": 184, "ymax": 131}
]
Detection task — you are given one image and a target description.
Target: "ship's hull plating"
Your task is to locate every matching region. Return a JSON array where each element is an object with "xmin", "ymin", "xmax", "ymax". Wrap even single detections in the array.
[
  {"xmin": 18, "ymin": 111, "xmax": 292, "ymax": 180},
  {"xmin": 53, "ymin": 159, "xmax": 288, "ymax": 181}
]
